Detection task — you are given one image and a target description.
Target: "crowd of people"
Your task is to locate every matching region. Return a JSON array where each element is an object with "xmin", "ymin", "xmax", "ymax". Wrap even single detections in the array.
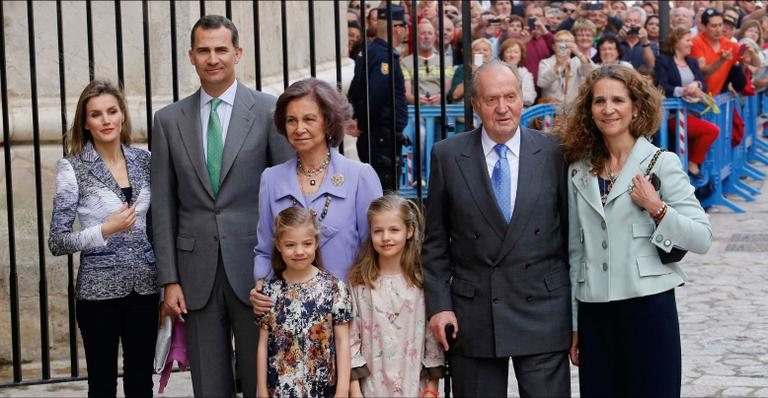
[
  {"xmin": 46, "ymin": 2, "xmax": 740, "ymax": 397},
  {"xmin": 347, "ymin": 0, "xmax": 768, "ymax": 179}
]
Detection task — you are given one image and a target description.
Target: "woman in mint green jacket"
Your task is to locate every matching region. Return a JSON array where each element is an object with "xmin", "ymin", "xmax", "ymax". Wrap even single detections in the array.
[{"xmin": 558, "ymin": 65, "xmax": 712, "ymax": 398}]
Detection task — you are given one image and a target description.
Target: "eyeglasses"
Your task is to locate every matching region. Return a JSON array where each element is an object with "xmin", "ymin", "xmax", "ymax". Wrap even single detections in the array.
[
  {"xmin": 560, "ymin": 8, "xmax": 577, "ymax": 14},
  {"xmin": 393, "ymin": 23, "xmax": 405, "ymax": 28}
]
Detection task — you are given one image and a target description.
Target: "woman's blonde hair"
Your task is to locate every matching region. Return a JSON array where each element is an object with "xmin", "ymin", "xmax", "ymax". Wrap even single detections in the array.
[
  {"xmin": 66, "ymin": 80, "xmax": 132, "ymax": 156},
  {"xmin": 271, "ymin": 207, "xmax": 325, "ymax": 278},
  {"xmin": 557, "ymin": 65, "xmax": 664, "ymax": 174},
  {"xmin": 348, "ymin": 195, "xmax": 424, "ymax": 289}
]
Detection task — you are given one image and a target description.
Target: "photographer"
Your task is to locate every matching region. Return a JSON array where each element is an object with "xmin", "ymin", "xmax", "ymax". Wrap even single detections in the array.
[
  {"xmin": 618, "ymin": 6, "xmax": 657, "ymax": 69},
  {"xmin": 523, "ymin": 3, "xmax": 554, "ymax": 84}
]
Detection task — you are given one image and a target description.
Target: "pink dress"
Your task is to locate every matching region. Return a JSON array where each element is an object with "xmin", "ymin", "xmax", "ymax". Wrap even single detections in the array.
[{"xmin": 350, "ymin": 274, "xmax": 444, "ymax": 397}]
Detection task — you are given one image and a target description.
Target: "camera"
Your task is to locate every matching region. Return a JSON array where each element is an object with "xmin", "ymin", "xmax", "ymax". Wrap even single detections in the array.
[
  {"xmin": 583, "ymin": 2, "xmax": 604, "ymax": 11},
  {"xmin": 628, "ymin": 26, "xmax": 640, "ymax": 35},
  {"xmin": 490, "ymin": 17, "xmax": 502, "ymax": 26},
  {"xmin": 527, "ymin": 16, "xmax": 536, "ymax": 30}
]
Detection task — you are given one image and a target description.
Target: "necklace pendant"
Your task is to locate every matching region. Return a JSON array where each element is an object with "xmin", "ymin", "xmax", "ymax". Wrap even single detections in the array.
[{"xmin": 309, "ymin": 179, "xmax": 316, "ymax": 186}]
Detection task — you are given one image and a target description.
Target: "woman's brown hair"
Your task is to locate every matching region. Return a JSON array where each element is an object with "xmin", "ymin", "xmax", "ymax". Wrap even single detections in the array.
[
  {"xmin": 66, "ymin": 80, "xmax": 132, "ymax": 156},
  {"xmin": 348, "ymin": 194, "xmax": 424, "ymax": 289},
  {"xmin": 498, "ymin": 38, "xmax": 526, "ymax": 66},
  {"xmin": 270, "ymin": 207, "xmax": 325, "ymax": 278},
  {"xmin": 661, "ymin": 26, "xmax": 692, "ymax": 56},
  {"xmin": 557, "ymin": 64, "xmax": 664, "ymax": 174}
]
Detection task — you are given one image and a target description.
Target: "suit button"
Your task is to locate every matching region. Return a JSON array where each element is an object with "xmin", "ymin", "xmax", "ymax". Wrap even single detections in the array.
[
  {"xmin": 664, "ymin": 239, "xmax": 672, "ymax": 246},
  {"xmin": 473, "ymin": 233, "xmax": 479, "ymax": 239},
  {"xmin": 524, "ymin": 263, "xmax": 531, "ymax": 269},
  {"xmin": 215, "ymin": 209, "xmax": 221, "ymax": 215},
  {"xmin": 602, "ymin": 240, "xmax": 608, "ymax": 249},
  {"xmin": 213, "ymin": 235, "xmax": 219, "ymax": 242},
  {"xmin": 601, "ymin": 220, "xmax": 606, "ymax": 230},
  {"xmin": 526, "ymin": 296, "xmax": 533, "ymax": 302},
  {"xmin": 656, "ymin": 235, "xmax": 664, "ymax": 243},
  {"xmin": 534, "ymin": 228, "xmax": 540, "ymax": 236},
  {"xmin": 492, "ymin": 298, "xmax": 500, "ymax": 304},
  {"xmin": 602, "ymin": 262, "xmax": 608, "ymax": 271}
]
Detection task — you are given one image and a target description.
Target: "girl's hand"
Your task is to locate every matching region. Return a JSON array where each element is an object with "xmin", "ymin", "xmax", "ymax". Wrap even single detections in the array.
[{"xmin": 629, "ymin": 174, "xmax": 664, "ymax": 214}]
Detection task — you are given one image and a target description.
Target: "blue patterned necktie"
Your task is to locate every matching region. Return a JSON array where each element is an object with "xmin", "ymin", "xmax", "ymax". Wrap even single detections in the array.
[
  {"xmin": 206, "ymin": 98, "xmax": 223, "ymax": 197},
  {"xmin": 492, "ymin": 143, "xmax": 511, "ymax": 223}
]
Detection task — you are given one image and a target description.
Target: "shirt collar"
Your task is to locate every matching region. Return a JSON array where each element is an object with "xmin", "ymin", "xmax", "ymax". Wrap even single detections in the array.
[
  {"xmin": 200, "ymin": 80, "xmax": 238, "ymax": 108},
  {"xmin": 481, "ymin": 125, "xmax": 521, "ymax": 159}
]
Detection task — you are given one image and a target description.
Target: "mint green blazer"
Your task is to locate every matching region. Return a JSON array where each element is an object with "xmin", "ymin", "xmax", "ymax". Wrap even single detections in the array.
[{"xmin": 567, "ymin": 137, "xmax": 712, "ymax": 330}]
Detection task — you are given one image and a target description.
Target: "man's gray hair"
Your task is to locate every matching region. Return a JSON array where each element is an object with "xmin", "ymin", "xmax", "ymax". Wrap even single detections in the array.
[
  {"xmin": 625, "ymin": 6, "xmax": 647, "ymax": 25},
  {"xmin": 470, "ymin": 59, "xmax": 523, "ymax": 100}
]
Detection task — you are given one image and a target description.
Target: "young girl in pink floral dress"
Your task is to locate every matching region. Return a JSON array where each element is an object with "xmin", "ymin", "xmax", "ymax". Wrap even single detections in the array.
[{"xmin": 348, "ymin": 195, "xmax": 444, "ymax": 397}]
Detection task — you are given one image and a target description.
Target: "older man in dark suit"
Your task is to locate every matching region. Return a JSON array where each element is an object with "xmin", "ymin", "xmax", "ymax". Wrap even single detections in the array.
[
  {"xmin": 423, "ymin": 60, "xmax": 571, "ymax": 397},
  {"xmin": 151, "ymin": 15, "xmax": 291, "ymax": 397}
]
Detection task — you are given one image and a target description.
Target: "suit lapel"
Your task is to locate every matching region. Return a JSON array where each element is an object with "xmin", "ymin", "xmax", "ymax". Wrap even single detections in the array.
[
  {"xmin": 177, "ymin": 90, "xmax": 215, "ymax": 199},
  {"xmin": 571, "ymin": 160, "xmax": 605, "ymax": 218},
  {"xmin": 220, "ymin": 82, "xmax": 257, "ymax": 185},
  {"xmin": 82, "ymin": 142, "xmax": 125, "ymax": 203},
  {"xmin": 455, "ymin": 129, "xmax": 507, "ymax": 241},
  {"xmin": 604, "ymin": 137, "xmax": 656, "ymax": 205},
  {"xmin": 123, "ymin": 145, "xmax": 144, "ymax": 203},
  {"xmin": 496, "ymin": 128, "xmax": 544, "ymax": 262}
]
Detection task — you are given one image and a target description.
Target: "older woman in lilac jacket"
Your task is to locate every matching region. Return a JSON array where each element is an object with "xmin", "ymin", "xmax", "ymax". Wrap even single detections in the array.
[{"xmin": 251, "ymin": 78, "xmax": 382, "ymax": 289}]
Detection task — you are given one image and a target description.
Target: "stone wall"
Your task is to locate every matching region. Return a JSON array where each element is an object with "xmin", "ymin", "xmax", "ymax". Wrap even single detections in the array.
[{"xmin": 0, "ymin": 0, "xmax": 355, "ymax": 371}]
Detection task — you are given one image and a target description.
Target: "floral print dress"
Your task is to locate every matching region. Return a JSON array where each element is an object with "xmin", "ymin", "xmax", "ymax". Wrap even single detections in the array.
[
  {"xmin": 349, "ymin": 273, "xmax": 444, "ymax": 397},
  {"xmin": 260, "ymin": 269, "xmax": 353, "ymax": 397}
]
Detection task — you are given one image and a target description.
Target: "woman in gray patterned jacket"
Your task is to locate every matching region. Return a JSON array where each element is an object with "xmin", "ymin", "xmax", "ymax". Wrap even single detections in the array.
[{"xmin": 48, "ymin": 80, "xmax": 159, "ymax": 398}]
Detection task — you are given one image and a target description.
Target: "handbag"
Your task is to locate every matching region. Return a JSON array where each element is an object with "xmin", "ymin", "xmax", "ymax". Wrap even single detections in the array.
[{"xmin": 645, "ymin": 149, "xmax": 688, "ymax": 264}]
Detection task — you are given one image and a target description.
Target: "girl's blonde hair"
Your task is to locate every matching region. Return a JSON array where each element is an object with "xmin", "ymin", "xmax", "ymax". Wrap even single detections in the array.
[
  {"xmin": 271, "ymin": 207, "xmax": 324, "ymax": 278},
  {"xmin": 66, "ymin": 79, "xmax": 132, "ymax": 156},
  {"xmin": 348, "ymin": 195, "xmax": 424, "ymax": 289}
]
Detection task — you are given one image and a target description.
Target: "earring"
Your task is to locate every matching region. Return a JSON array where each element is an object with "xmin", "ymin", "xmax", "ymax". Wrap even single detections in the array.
[
  {"xmin": 632, "ymin": 113, "xmax": 637, "ymax": 118},
  {"xmin": 326, "ymin": 134, "xmax": 332, "ymax": 142}
]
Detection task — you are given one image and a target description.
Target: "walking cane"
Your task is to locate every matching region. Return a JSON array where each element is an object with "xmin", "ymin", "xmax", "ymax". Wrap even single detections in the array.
[{"xmin": 443, "ymin": 324, "xmax": 456, "ymax": 398}]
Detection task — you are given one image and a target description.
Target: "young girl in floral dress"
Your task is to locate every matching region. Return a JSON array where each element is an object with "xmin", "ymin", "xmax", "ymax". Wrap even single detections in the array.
[
  {"xmin": 256, "ymin": 207, "xmax": 352, "ymax": 397},
  {"xmin": 348, "ymin": 195, "xmax": 444, "ymax": 397}
]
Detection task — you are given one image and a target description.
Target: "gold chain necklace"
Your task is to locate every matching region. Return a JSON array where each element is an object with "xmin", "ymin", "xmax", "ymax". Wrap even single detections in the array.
[{"xmin": 296, "ymin": 152, "xmax": 330, "ymax": 186}]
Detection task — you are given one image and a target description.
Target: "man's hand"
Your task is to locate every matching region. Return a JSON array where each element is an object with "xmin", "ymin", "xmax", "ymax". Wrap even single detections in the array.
[
  {"xmin": 720, "ymin": 48, "xmax": 734, "ymax": 61},
  {"xmin": 569, "ymin": 331, "xmax": 579, "ymax": 366},
  {"xmin": 429, "ymin": 310, "xmax": 458, "ymax": 351},
  {"xmin": 250, "ymin": 279, "xmax": 273, "ymax": 316},
  {"xmin": 162, "ymin": 283, "xmax": 187, "ymax": 317},
  {"xmin": 346, "ymin": 120, "xmax": 362, "ymax": 137}
]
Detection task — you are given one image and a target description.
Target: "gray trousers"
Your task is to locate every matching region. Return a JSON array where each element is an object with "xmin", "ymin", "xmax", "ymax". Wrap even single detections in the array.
[
  {"xmin": 186, "ymin": 256, "xmax": 259, "ymax": 398},
  {"xmin": 449, "ymin": 351, "xmax": 570, "ymax": 398}
]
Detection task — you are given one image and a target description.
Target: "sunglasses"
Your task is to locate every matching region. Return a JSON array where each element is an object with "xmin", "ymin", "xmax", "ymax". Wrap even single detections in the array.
[{"xmin": 561, "ymin": 8, "xmax": 577, "ymax": 14}]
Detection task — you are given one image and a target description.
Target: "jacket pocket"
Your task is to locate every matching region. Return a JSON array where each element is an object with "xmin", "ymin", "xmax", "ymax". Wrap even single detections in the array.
[
  {"xmin": 545, "ymin": 268, "xmax": 570, "ymax": 291},
  {"xmin": 176, "ymin": 236, "xmax": 196, "ymax": 252},
  {"xmin": 81, "ymin": 251, "xmax": 117, "ymax": 268},
  {"xmin": 144, "ymin": 248, "xmax": 156, "ymax": 264},
  {"xmin": 636, "ymin": 255, "xmax": 672, "ymax": 277},
  {"xmin": 632, "ymin": 223, "xmax": 655, "ymax": 238},
  {"xmin": 577, "ymin": 262, "xmax": 587, "ymax": 283},
  {"xmin": 451, "ymin": 278, "xmax": 476, "ymax": 299},
  {"xmin": 320, "ymin": 224, "xmax": 339, "ymax": 248}
]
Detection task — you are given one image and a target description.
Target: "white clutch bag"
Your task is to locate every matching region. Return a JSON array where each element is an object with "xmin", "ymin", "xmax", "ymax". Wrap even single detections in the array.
[{"xmin": 154, "ymin": 315, "xmax": 173, "ymax": 374}]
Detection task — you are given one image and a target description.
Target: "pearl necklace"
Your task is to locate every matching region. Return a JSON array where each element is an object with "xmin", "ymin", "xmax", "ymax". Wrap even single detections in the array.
[{"xmin": 296, "ymin": 152, "xmax": 330, "ymax": 186}]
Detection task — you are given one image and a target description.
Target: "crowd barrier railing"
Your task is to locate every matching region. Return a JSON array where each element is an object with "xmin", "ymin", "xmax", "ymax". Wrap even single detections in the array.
[{"xmin": 399, "ymin": 94, "xmax": 768, "ymax": 213}]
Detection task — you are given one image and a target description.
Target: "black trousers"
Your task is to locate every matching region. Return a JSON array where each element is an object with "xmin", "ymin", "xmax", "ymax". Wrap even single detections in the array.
[
  {"xmin": 356, "ymin": 126, "xmax": 402, "ymax": 192},
  {"xmin": 578, "ymin": 289, "xmax": 681, "ymax": 398},
  {"xmin": 77, "ymin": 291, "xmax": 159, "ymax": 398},
  {"xmin": 449, "ymin": 351, "xmax": 570, "ymax": 397}
]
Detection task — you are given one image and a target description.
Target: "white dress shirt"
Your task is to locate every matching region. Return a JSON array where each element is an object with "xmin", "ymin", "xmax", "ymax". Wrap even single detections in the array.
[
  {"xmin": 199, "ymin": 80, "xmax": 238, "ymax": 158},
  {"xmin": 481, "ymin": 126, "xmax": 520, "ymax": 219}
]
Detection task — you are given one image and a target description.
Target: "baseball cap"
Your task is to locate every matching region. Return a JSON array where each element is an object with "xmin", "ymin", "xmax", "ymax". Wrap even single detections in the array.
[
  {"xmin": 701, "ymin": 8, "xmax": 723, "ymax": 26},
  {"xmin": 377, "ymin": 6, "xmax": 408, "ymax": 25}
]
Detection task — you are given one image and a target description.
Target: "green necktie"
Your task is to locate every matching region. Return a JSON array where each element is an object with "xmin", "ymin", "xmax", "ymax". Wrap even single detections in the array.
[{"xmin": 206, "ymin": 98, "xmax": 223, "ymax": 196}]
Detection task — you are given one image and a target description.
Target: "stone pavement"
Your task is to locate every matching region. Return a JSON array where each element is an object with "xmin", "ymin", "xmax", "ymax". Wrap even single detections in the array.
[{"xmin": 1, "ymin": 165, "xmax": 767, "ymax": 397}]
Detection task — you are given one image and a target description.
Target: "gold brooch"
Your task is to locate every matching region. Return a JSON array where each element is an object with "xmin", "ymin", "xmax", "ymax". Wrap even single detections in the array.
[{"xmin": 331, "ymin": 173, "xmax": 345, "ymax": 186}]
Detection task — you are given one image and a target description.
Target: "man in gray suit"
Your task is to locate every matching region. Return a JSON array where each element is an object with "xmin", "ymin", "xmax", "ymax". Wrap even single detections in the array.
[
  {"xmin": 423, "ymin": 60, "xmax": 571, "ymax": 397},
  {"xmin": 151, "ymin": 15, "xmax": 291, "ymax": 397}
]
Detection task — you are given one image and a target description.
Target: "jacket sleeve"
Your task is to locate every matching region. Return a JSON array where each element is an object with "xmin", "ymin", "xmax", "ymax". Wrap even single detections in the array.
[
  {"xmin": 520, "ymin": 67, "xmax": 538, "ymax": 106},
  {"xmin": 537, "ymin": 58, "xmax": 560, "ymax": 91},
  {"xmin": 650, "ymin": 152, "xmax": 713, "ymax": 254},
  {"xmin": 355, "ymin": 164, "xmax": 383, "ymax": 247},
  {"xmin": 421, "ymin": 143, "xmax": 454, "ymax": 318},
  {"xmin": 48, "ymin": 159, "xmax": 107, "ymax": 256},
  {"xmin": 151, "ymin": 110, "xmax": 180, "ymax": 286},
  {"xmin": 253, "ymin": 169, "xmax": 276, "ymax": 281},
  {"xmin": 655, "ymin": 55, "xmax": 682, "ymax": 97}
]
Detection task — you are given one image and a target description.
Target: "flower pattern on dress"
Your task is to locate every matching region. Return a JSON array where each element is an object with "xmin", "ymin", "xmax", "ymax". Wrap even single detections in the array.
[
  {"xmin": 261, "ymin": 269, "xmax": 353, "ymax": 398},
  {"xmin": 349, "ymin": 274, "xmax": 444, "ymax": 397}
]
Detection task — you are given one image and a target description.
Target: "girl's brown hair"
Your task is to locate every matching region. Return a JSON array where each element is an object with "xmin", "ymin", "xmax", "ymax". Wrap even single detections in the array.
[
  {"xmin": 66, "ymin": 79, "xmax": 132, "ymax": 156},
  {"xmin": 737, "ymin": 20, "xmax": 764, "ymax": 46},
  {"xmin": 270, "ymin": 207, "xmax": 325, "ymax": 278},
  {"xmin": 348, "ymin": 195, "xmax": 424, "ymax": 289},
  {"xmin": 557, "ymin": 64, "xmax": 664, "ymax": 174}
]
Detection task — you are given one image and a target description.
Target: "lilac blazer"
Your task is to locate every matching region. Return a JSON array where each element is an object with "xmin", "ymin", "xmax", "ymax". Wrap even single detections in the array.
[{"xmin": 253, "ymin": 149, "xmax": 383, "ymax": 280}]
